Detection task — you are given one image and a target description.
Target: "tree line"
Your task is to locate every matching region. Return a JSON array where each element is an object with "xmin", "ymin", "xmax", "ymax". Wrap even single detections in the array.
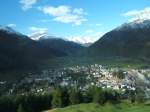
[{"xmin": 0, "ymin": 86, "xmax": 145, "ymax": 112}]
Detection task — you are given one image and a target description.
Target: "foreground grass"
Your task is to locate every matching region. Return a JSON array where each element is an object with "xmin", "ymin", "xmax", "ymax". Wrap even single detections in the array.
[{"xmin": 45, "ymin": 102, "xmax": 150, "ymax": 112}]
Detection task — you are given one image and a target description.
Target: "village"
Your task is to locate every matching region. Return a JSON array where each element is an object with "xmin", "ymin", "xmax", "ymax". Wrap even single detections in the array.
[{"xmin": 0, "ymin": 64, "xmax": 150, "ymax": 98}]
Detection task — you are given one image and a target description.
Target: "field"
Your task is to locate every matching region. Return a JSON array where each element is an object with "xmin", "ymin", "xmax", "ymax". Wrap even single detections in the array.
[
  {"xmin": 1, "ymin": 56, "xmax": 149, "ymax": 81},
  {"xmin": 45, "ymin": 102, "xmax": 150, "ymax": 112},
  {"xmin": 42, "ymin": 56, "xmax": 150, "ymax": 69}
]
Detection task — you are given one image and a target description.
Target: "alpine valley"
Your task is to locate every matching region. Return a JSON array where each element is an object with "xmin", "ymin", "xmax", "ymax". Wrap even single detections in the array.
[{"xmin": 0, "ymin": 19, "xmax": 150, "ymax": 112}]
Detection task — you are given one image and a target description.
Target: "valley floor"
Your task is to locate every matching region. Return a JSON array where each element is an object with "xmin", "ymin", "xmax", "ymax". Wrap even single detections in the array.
[{"xmin": 45, "ymin": 102, "xmax": 150, "ymax": 112}]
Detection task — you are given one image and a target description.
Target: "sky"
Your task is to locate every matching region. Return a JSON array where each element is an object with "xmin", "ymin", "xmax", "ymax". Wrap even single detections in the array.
[{"xmin": 0, "ymin": 0, "xmax": 150, "ymax": 43}]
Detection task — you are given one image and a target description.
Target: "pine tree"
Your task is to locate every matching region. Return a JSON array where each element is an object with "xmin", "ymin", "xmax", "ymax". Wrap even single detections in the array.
[
  {"xmin": 17, "ymin": 104, "xmax": 26, "ymax": 112},
  {"xmin": 52, "ymin": 88, "xmax": 62, "ymax": 108},
  {"xmin": 69, "ymin": 87, "xmax": 81, "ymax": 105},
  {"xmin": 93, "ymin": 87, "xmax": 105, "ymax": 105}
]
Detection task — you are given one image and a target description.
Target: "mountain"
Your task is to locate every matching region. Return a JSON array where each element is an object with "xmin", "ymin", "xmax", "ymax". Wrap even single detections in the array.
[
  {"xmin": 82, "ymin": 42, "xmax": 93, "ymax": 47},
  {"xmin": 0, "ymin": 26, "xmax": 67, "ymax": 70},
  {"xmin": 89, "ymin": 19, "xmax": 150, "ymax": 58},
  {"xmin": 38, "ymin": 37, "xmax": 85, "ymax": 56},
  {"xmin": 0, "ymin": 26, "xmax": 85, "ymax": 71},
  {"xmin": 0, "ymin": 26, "xmax": 21, "ymax": 35},
  {"xmin": 30, "ymin": 31, "xmax": 85, "ymax": 55},
  {"xmin": 29, "ymin": 30, "xmax": 48, "ymax": 40}
]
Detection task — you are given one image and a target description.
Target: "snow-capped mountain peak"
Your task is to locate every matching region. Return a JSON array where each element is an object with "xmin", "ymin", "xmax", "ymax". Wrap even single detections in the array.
[
  {"xmin": 116, "ymin": 19, "xmax": 150, "ymax": 31},
  {"xmin": 0, "ymin": 26, "xmax": 16, "ymax": 33},
  {"xmin": 29, "ymin": 31, "xmax": 48, "ymax": 40},
  {"xmin": 0, "ymin": 25, "xmax": 22, "ymax": 35}
]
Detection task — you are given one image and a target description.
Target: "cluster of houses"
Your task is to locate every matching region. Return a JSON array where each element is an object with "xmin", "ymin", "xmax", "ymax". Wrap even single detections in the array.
[{"xmin": 0, "ymin": 64, "xmax": 150, "ymax": 97}]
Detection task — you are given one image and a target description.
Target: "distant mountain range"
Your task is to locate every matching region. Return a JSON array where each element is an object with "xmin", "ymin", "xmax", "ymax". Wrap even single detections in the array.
[
  {"xmin": 0, "ymin": 26, "xmax": 84, "ymax": 70},
  {"xmin": 82, "ymin": 42, "xmax": 93, "ymax": 47},
  {"xmin": 89, "ymin": 19, "xmax": 150, "ymax": 58},
  {"xmin": 1, "ymin": 19, "xmax": 150, "ymax": 70},
  {"xmin": 39, "ymin": 37, "xmax": 84, "ymax": 56}
]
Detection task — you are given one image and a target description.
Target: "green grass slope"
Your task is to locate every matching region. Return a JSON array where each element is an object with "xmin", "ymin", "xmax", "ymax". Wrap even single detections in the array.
[{"xmin": 46, "ymin": 102, "xmax": 150, "ymax": 112}]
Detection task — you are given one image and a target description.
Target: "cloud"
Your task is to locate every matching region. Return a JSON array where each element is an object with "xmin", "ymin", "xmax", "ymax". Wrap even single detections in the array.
[
  {"xmin": 85, "ymin": 29, "xmax": 94, "ymax": 33},
  {"xmin": 20, "ymin": 0, "xmax": 37, "ymax": 10},
  {"xmin": 123, "ymin": 10, "xmax": 139, "ymax": 17},
  {"xmin": 39, "ymin": 5, "xmax": 87, "ymax": 25},
  {"xmin": 123, "ymin": 7, "xmax": 150, "ymax": 22},
  {"xmin": 29, "ymin": 26, "xmax": 48, "ymax": 32},
  {"xmin": 67, "ymin": 30, "xmax": 104, "ymax": 44},
  {"xmin": 28, "ymin": 27, "xmax": 48, "ymax": 40},
  {"xmin": 73, "ymin": 8, "xmax": 87, "ymax": 15},
  {"xmin": 7, "ymin": 24, "xmax": 16, "ymax": 28}
]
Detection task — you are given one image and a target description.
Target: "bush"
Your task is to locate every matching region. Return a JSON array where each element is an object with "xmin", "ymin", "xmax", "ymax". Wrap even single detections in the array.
[
  {"xmin": 129, "ymin": 90, "xmax": 136, "ymax": 103},
  {"xmin": 61, "ymin": 87, "xmax": 70, "ymax": 107},
  {"xmin": 17, "ymin": 104, "xmax": 26, "ymax": 112},
  {"xmin": 104, "ymin": 89, "xmax": 120, "ymax": 103},
  {"xmin": 135, "ymin": 88, "xmax": 145, "ymax": 103},
  {"xmin": 0, "ymin": 86, "xmax": 122, "ymax": 111},
  {"xmin": 93, "ymin": 87, "xmax": 106, "ymax": 105},
  {"xmin": 0, "ymin": 94, "xmax": 52, "ymax": 112},
  {"xmin": 52, "ymin": 88, "xmax": 63, "ymax": 108},
  {"xmin": 69, "ymin": 87, "xmax": 82, "ymax": 105},
  {"xmin": 0, "ymin": 95, "xmax": 16, "ymax": 112}
]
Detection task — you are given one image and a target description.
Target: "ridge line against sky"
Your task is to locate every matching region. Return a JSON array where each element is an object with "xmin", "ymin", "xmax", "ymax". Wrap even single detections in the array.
[{"xmin": 0, "ymin": 0, "xmax": 150, "ymax": 43}]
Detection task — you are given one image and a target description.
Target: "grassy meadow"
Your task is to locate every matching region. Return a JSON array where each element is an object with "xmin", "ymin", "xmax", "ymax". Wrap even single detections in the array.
[{"xmin": 45, "ymin": 101, "xmax": 150, "ymax": 112}]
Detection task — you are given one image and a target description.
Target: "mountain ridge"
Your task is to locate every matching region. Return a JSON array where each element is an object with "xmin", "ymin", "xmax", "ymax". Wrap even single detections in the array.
[
  {"xmin": 0, "ymin": 27, "xmax": 84, "ymax": 70},
  {"xmin": 89, "ymin": 19, "xmax": 150, "ymax": 58}
]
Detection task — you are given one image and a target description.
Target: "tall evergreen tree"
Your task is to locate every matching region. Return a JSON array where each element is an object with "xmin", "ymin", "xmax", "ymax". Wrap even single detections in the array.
[
  {"xmin": 17, "ymin": 104, "xmax": 26, "ymax": 112},
  {"xmin": 93, "ymin": 87, "xmax": 105, "ymax": 105},
  {"xmin": 69, "ymin": 87, "xmax": 82, "ymax": 105},
  {"xmin": 52, "ymin": 88, "xmax": 62, "ymax": 108}
]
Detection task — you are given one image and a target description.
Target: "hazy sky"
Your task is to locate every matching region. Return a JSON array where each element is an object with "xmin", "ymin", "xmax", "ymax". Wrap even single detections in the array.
[{"xmin": 0, "ymin": 0, "xmax": 150, "ymax": 43}]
